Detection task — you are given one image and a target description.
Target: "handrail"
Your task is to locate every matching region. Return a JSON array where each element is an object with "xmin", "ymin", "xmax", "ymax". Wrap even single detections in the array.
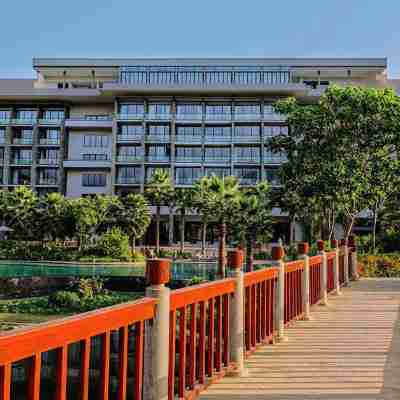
[
  {"xmin": 244, "ymin": 267, "xmax": 278, "ymax": 287},
  {"xmin": 285, "ymin": 260, "xmax": 304, "ymax": 273},
  {"xmin": 309, "ymin": 255, "xmax": 322, "ymax": 265}
]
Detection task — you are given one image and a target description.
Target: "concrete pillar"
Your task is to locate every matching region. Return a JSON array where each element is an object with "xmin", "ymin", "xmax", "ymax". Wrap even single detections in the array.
[
  {"xmin": 317, "ymin": 240, "xmax": 328, "ymax": 306},
  {"xmin": 331, "ymin": 239, "xmax": 342, "ymax": 296},
  {"xmin": 143, "ymin": 259, "xmax": 170, "ymax": 400},
  {"xmin": 298, "ymin": 242, "xmax": 311, "ymax": 320},
  {"xmin": 227, "ymin": 249, "xmax": 247, "ymax": 377},
  {"xmin": 272, "ymin": 245, "xmax": 287, "ymax": 342},
  {"xmin": 341, "ymin": 239, "xmax": 350, "ymax": 286},
  {"xmin": 348, "ymin": 235, "xmax": 359, "ymax": 280}
]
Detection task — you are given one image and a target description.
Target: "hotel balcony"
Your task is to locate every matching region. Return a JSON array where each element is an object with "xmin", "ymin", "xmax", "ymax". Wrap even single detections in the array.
[
  {"xmin": 175, "ymin": 135, "xmax": 202, "ymax": 144},
  {"xmin": 204, "ymin": 157, "xmax": 231, "ymax": 165},
  {"xmin": 12, "ymin": 138, "xmax": 33, "ymax": 145},
  {"xmin": 233, "ymin": 157, "xmax": 261, "ymax": 164},
  {"xmin": 37, "ymin": 179, "xmax": 58, "ymax": 186},
  {"xmin": 234, "ymin": 113, "xmax": 261, "ymax": 122},
  {"xmin": 146, "ymin": 113, "xmax": 172, "ymax": 121},
  {"xmin": 233, "ymin": 136, "xmax": 261, "ymax": 144},
  {"xmin": 65, "ymin": 117, "xmax": 113, "ymax": 128},
  {"xmin": 175, "ymin": 156, "xmax": 203, "ymax": 164},
  {"xmin": 63, "ymin": 158, "xmax": 112, "ymax": 168},
  {"xmin": 0, "ymin": 118, "xmax": 10, "ymax": 126},
  {"xmin": 116, "ymin": 155, "xmax": 143, "ymax": 163},
  {"xmin": 38, "ymin": 118, "xmax": 63, "ymax": 127},
  {"xmin": 39, "ymin": 138, "xmax": 60, "ymax": 146},
  {"xmin": 116, "ymin": 177, "xmax": 141, "ymax": 185},
  {"xmin": 145, "ymin": 155, "xmax": 170, "ymax": 163},
  {"xmin": 11, "ymin": 158, "xmax": 32, "ymax": 166},
  {"xmin": 204, "ymin": 136, "xmax": 231, "ymax": 144},
  {"xmin": 117, "ymin": 134, "xmax": 143, "ymax": 143},
  {"xmin": 145, "ymin": 135, "xmax": 170, "ymax": 143},
  {"xmin": 116, "ymin": 113, "xmax": 144, "ymax": 122},
  {"xmin": 175, "ymin": 114, "xmax": 203, "ymax": 123},
  {"xmin": 205, "ymin": 114, "xmax": 232, "ymax": 123},
  {"xmin": 11, "ymin": 118, "xmax": 37, "ymax": 126}
]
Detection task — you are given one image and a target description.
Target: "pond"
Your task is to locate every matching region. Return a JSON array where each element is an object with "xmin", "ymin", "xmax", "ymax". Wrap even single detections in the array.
[{"xmin": 0, "ymin": 261, "xmax": 220, "ymax": 281}]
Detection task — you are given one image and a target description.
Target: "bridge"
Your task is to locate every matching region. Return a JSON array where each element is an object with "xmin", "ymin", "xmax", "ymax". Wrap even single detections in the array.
[{"xmin": 0, "ymin": 238, "xmax": 398, "ymax": 400}]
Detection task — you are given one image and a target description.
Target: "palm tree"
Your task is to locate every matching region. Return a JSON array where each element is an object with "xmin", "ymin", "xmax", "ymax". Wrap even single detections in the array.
[
  {"xmin": 232, "ymin": 181, "xmax": 273, "ymax": 271},
  {"xmin": 145, "ymin": 169, "xmax": 174, "ymax": 253},
  {"xmin": 118, "ymin": 194, "xmax": 151, "ymax": 251},
  {"xmin": 174, "ymin": 188, "xmax": 194, "ymax": 253},
  {"xmin": 194, "ymin": 175, "xmax": 241, "ymax": 278}
]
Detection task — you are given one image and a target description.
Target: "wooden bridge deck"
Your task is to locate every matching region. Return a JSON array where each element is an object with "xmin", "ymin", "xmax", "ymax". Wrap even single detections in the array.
[{"xmin": 200, "ymin": 279, "xmax": 400, "ymax": 400}]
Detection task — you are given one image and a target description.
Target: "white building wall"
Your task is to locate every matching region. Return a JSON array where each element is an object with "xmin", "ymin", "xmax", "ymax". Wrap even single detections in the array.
[
  {"xmin": 68, "ymin": 131, "xmax": 112, "ymax": 160},
  {"xmin": 66, "ymin": 170, "xmax": 112, "ymax": 197}
]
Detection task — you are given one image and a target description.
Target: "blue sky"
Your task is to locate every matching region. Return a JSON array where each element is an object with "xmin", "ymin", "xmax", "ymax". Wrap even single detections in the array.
[{"xmin": 1, "ymin": 0, "xmax": 399, "ymax": 78}]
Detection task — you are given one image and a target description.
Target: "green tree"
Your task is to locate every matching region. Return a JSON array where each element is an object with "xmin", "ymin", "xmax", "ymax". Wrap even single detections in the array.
[
  {"xmin": 118, "ymin": 194, "xmax": 151, "ymax": 251},
  {"xmin": 145, "ymin": 169, "xmax": 174, "ymax": 253},
  {"xmin": 232, "ymin": 181, "xmax": 273, "ymax": 271},
  {"xmin": 174, "ymin": 188, "xmax": 195, "ymax": 253},
  {"xmin": 194, "ymin": 175, "xmax": 241, "ymax": 277}
]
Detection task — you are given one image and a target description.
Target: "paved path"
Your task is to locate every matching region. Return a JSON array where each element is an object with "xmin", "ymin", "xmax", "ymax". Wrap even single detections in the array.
[{"xmin": 200, "ymin": 279, "xmax": 400, "ymax": 400}]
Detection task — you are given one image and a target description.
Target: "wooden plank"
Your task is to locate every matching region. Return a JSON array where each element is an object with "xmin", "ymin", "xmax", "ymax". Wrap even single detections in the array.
[
  {"xmin": 28, "ymin": 353, "xmax": 41, "ymax": 400},
  {"xmin": 56, "ymin": 345, "xmax": 68, "ymax": 400}
]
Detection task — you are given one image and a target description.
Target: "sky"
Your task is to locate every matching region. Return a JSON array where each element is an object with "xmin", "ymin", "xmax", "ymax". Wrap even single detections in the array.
[{"xmin": 1, "ymin": 0, "xmax": 399, "ymax": 78}]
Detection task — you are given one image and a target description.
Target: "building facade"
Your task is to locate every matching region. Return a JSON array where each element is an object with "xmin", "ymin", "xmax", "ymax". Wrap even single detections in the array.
[{"xmin": 0, "ymin": 57, "xmax": 395, "ymax": 243}]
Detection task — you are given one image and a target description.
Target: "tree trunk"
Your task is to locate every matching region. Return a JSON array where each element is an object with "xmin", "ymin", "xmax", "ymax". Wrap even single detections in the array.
[
  {"xmin": 218, "ymin": 222, "xmax": 227, "ymax": 278},
  {"xmin": 246, "ymin": 235, "xmax": 254, "ymax": 272},
  {"xmin": 156, "ymin": 205, "xmax": 161, "ymax": 254},
  {"xmin": 131, "ymin": 237, "xmax": 136, "ymax": 253},
  {"xmin": 180, "ymin": 210, "xmax": 185, "ymax": 254},
  {"xmin": 201, "ymin": 222, "xmax": 207, "ymax": 257},
  {"xmin": 372, "ymin": 202, "xmax": 378, "ymax": 253},
  {"xmin": 345, "ymin": 215, "xmax": 355, "ymax": 239}
]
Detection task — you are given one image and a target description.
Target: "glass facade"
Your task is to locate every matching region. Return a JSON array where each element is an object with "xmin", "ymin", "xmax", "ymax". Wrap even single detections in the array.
[
  {"xmin": 205, "ymin": 126, "xmax": 231, "ymax": 142},
  {"xmin": 117, "ymin": 167, "xmax": 141, "ymax": 184},
  {"xmin": 175, "ymin": 167, "xmax": 201, "ymax": 185},
  {"xmin": 82, "ymin": 173, "xmax": 107, "ymax": 187},
  {"xmin": 119, "ymin": 103, "xmax": 145, "ymax": 116},
  {"xmin": 38, "ymin": 168, "xmax": 58, "ymax": 185}
]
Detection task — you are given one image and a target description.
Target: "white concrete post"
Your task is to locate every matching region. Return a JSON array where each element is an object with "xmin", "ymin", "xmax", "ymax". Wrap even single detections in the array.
[
  {"xmin": 348, "ymin": 235, "xmax": 359, "ymax": 281},
  {"xmin": 143, "ymin": 259, "xmax": 171, "ymax": 400},
  {"xmin": 272, "ymin": 245, "xmax": 287, "ymax": 342},
  {"xmin": 298, "ymin": 242, "xmax": 311, "ymax": 320},
  {"xmin": 317, "ymin": 240, "xmax": 328, "ymax": 306},
  {"xmin": 228, "ymin": 249, "xmax": 247, "ymax": 377},
  {"xmin": 341, "ymin": 239, "xmax": 350, "ymax": 286},
  {"xmin": 331, "ymin": 239, "xmax": 342, "ymax": 296}
]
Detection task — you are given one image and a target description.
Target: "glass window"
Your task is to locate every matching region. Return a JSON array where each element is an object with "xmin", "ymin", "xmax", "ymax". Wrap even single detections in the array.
[
  {"xmin": 176, "ymin": 126, "xmax": 203, "ymax": 138},
  {"xmin": 82, "ymin": 154, "xmax": 109, "ymax": 161},
  {"xmin": 118, "ymin": 167, "xmax": 141, "ymax": 180},
  {"xmin": 0, "ymin": 128, "xmax": 5, "ymax": 143},
  {"xmin": 175, "ymin": 167, "xmax": 201, "ymax": 184},
  {"xmin": 205, "ymin": 104, "xmax": 231, "ymax": 118},
  {"xmin": 176, "ymin": 104, "xmax": 202, "ymax": 117},
  {"xmin": 147, "ymin": 145, "xmax": 169, "ymax": 157},
  {"xmin": 235, "ymin": 126, "xmax": 260, "ymax": 137},
  {"xmin": 119, "ymin": 104, "xmax": 145, "ymax": 115},
  {"xmin": 175, "ymin": 147, "xmax": 202, "ymax": 158},
  {"xmin": 42, "ymin": 110, "xmax": 64, "ymax": 120},
  {"xmin": 234, "ymin": 167, "xmax": 260, "ymax": 183},
  {"xmin": 205, "ymin": 126, "xmax": 231, "ymax": 138},
  {"xmin": 82, "ymin": 173, "xmax": 107, "ymax": 187},
  {"xmin": 234, "ymin": 104, "xmax": 260, "ymax": 115},
  {"xmin": 264, "ymin": 126, "xmax": 288, "ymax": 137},
  {"xmin": 120, "ymin": 125, "xmax": 143, "ymax": 136},
  {"xmin": 39, "ymin": 149, "xmax": 59, "ymax": 160},
  {"xmin": 205, "ymin": 147, "xmax": 230, "ymax": 159},
  {"xmin": 83, "ymin": 135, "xmax": 109, "ymax": 147},
  {"xmin": 204, "ymin": 167, "xmax": 231, "ymax": 178},
  {"xmin": 0, "ymin": 110, "xmax": 11, "ymax": 120},
  {"xmin": 148, "ymin": 104, "xmax": 171, "ymax": 115},
  {"xmin": 119, "ymin": 146, "xmax": 142, "ymax": 156},
  {"xmin": 148, "ymin": 125, "xmax": 170, "ymax": 136},
  {"xmin": 235, "ymin": 147, "xmax": 260, "ymax": 159},
  {"xmin": 13, "ymin": 149, "xmax": 32, "ymax": 160},
  {"xmin": 39, "ymin": 169, "xmax": 58, "ymax": 184},
  {"xmin": 46, "ymin": 129, "xmax": 60, "ymax": 140},
  {"xmin": 16, "ymin": 110, "xmax": 37, "ymax": 120}
]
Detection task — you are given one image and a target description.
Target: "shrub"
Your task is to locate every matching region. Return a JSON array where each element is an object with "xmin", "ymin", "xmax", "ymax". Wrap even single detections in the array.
[
  {"xmin": 98, "ymin": 228, "xmax": 130, "ymax": 260},
  {"xmin": 359, "ymin": 254, "xmax": 400, "ymax": 277},
  {"xmin": 48, "ymin": 291, "xmax": 81, "ymax": 309},
  {"xmin": 130, "ymin": 250, "xmax": 146, "ymax": 263}
]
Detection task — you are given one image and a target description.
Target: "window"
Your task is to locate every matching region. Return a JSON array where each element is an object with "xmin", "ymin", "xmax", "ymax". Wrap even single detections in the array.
[
  {"xmin": 235, "ymin": 126, "xmax": 260, "ymax": 137},
  {"xmin": 147, "ymin": 145, "xmax": 170, "ymax": 159},
  {"xmin": 120, "ymin": 125, "xmax": 143, "ymax": 136},
  {"xmin": 0, "ymin": 129, "xmax": 5, "ymax": 144},
  {"xmin": 176, "ymin": 147, "xmax": 202, "ymax": 159},
  {"xmin": 82, "ymin": 154, "xmax": 109, "ymax": 161},
  {"xmin": 85, "ymin": 115, "xmax": 110, "ymax": 121},
  {"xmin": 42, "ymin": 110, "xmax": 65, "ymax": 120},
  {"xmin": 204, "ymin": 167, "xmax": 230, "ymax": 178},
  {"xmin": 12, "ymin": 168, "xmax": 31, "ymax": 185},
  {"xmin": 82, "ymin": 173, "xmax": 107, "ymax": 187},
  {"xmin": 264, "ymin": 126, "xmax": 288, "ymax": 137},
  {"xmin": 118, "ymin": 146, "xmax": 142, "ymax": 156},
  {"xmin": 119, "ymin": 103, "xmax": 145, "ymax": 116},
  {"xmin": 176, "ymin": 104, "xmax": 202, "ymax": 118},
  {"xmin": 205, "ymin": 104, "xmax": 231, "ymax": 119},
  {"xmin": 13, "ymin": 149, "xmax": 32, "ymax": 161},
  {"xmin": 16, "ymin": 110, "xmax": 37, "ymax": 120},
  {"xmin": 148, "ymin": 104, "xmax": 171, "ymax": 115},
  {"xmin": 118, "ymin": 167, "xmax": 141, "ymax": 183},
  {"xmin": 205, "ymin": 147, "xmax": 230, "ymax": 160},
  {"xmin": 176, "ymin": 126, "xmax": 203, "ymax": 138},
  {"xmin": 234, "ymin": 147, "xmax": 260, "ymax": 160},
  {"xmin": 265, "ymin": 168, "xmax": 281, "ymax": 185},
  {"xmin": 0, "ymin": 148, "xmax": 4, "ymax": 160},
  {"xmin": 205, "ymin": 126, "xmax": 231, "ymax": 139},
  {"xmin": 83, "ymin": 135, "xmax": 109, "ymax": 147},
  {"xmin": 0, "ymin": 110, "xmax": 11, "ymax": 121},
  {"xmin": 175, "ymin": 167, "xmax": 201, "ymax": 184},
  {"xmin": 148, "ymin": 124, "xmax": 170, "ymax": 136},
  {"xmin": 38, "ymin": 169, "xmax": 58, "ymax": 185},
  {"xmin": 39, "ymin": 149, "xmax": 59, "ymax": 162},
  {"xmin": 234, "ymin": 167, "xmax": 260, "ymax": 184},
  {"xmin": 234, "ymin": 104, "xmax": 260, "ymax": 115}
]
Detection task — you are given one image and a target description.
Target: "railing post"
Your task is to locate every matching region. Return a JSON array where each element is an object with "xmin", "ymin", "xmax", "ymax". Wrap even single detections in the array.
[
  {"xmin": 317, "ymin": 240, "xmax": 328, "ymax": 306},
  {"xmin": 143, "ymin": 259, "xmax": 171, "ymax": 400},
  {"xmin": 228, "ymin": 249, "xmax": 247, "ymax": 377},
  {"xmin": 341, "ymin": 239, "xmax": 350, "ymax": 286},
  {"xmin": 298, "ymin": 242, "xmax": 311, "ymax": 320},
  {"xmin": 272, "ymin": 245, "xmax": 287, "ymax": 342},
  {"xmin": 331, "ymin": 239, "xmax": 342, "ymax": 296},
  {"xmin": 348, "ymin": 235, "xmax": 359, "ymax": 281}
]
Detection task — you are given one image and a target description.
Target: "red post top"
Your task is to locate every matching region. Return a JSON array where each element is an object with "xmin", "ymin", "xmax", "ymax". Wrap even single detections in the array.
[
  {"xmin": 146, "ymin": 259, "xmax": 171, "ymax": 285},
  {"xmin": 331, "ymin": 239, "xmax": 338, "ymax": 249},
  {"xmin": 340, "ymin": 238, "xmax": 348, "ymax": 247},
  {"xmin": 298, "ymin": 242, "xmax": 309, "ymax": 255},
  {"xmin": 317, "ymin": 240, "xmax": 325, "ymax": 251},
  {"xmin": 271, "ymin": 246, "xmax": 284, "ymax": 261},
  {"xmin": 228, "ymin": 249, "xmax": 244, "ymax": 269}
]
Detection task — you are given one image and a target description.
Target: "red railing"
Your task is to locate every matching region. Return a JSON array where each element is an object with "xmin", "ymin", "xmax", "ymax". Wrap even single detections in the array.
[
  {"xmin": 284, "ymin": 261, "xmax": 304, "ymax": 323},
  {"xmin": 244, "ymin": 268, "xmax": 278, "ymax": 354},
  {"xmin": 339, "ymin": 251, "xmax": 345, "ymax": 285},
  {"xmin": 327, "ymin": 252, "xmax": 335, "ymax": 293},
  {"xmin": 169, "ymin": 278, "xmax": 235, "ymax": 400},
  {"xmin": 309, "ymin": 255, "xmax": 322, "ymax": 305},
  {"xmin": 0, "ymin": 298, "xmax": 156, "ymax": 400}
]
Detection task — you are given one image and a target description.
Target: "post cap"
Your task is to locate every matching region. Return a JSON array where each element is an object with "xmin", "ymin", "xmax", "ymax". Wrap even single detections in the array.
[
  {"xmin": 340, "ymin": 238, "xmax": 348, "ymax": 247},
  {"xmin": 146, "ymin": 259, "xmax": 171, "ymax": 285},
  {"xmin": 228, "ymin": 249, "xmax": 244, "ymax": 269},
  {"xmin": 348, "ymin": 235, "xmax": 356, "ymax": 247},
  {"xmin": 298, "ymin": 242, "xmax": 309, "ymax": 255},
  {"xmin": 317, "ymin": 240, "xmax": 325, "ymax": 251},
  {"xmin": 271, "ymin": 246, "xmax": 285, "ymax": 261},
  {"xmin": 331, "ymin": 239, "xmax": 338, "ymax": 249}
]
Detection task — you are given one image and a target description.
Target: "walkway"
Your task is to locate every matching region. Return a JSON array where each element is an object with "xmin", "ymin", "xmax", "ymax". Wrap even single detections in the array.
[{"xmin": 200, "ymin": 279, "xmax": 400, "ymax": 400}]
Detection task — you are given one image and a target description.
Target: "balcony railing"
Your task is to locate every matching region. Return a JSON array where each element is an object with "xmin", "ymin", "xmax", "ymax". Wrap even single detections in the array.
[
  {"xmin": 39, "ymin": 138, "xmax": 60, "ymax": 145},
  {"xmin": 37, "ymin": 179, "xmax": 58, "ymax": 185},
  {"xmin": 234, "ymin": 113, "xmax": 261, "ymax": 121},
  {"xmin": 204, "ymin": 136, "xmax": 231, "ymax": 143},
  {"xmin": 11, "ymin": 118, "xmax": 37, "ymax": 125},
  {"xmin": 116, "ymin": 177, "xmax": 141, "ymax": 184},
  {"xmin": 175, "ymin": 178, "xmax": 198, "ymax": 185},
  {"xmin": 175, "ymin": 135, "xmax": 202, "ymax": 144},
  {"xmin": 13, "ymin": 138, "xmax": 33, "ymax": 145},
  {"xmin": 204, "ymin": 157, "xmax": 231, "ymax": 164},
  {"xmin": 263, "ymin": 113, "xmax": 286, "ymax": 122},
  {"xmin": 117, "ymin": 134, "xmax": 143, "ymax": 143},
  {"xmin": 175, "ymin": 114, "xmax": 203, "ymax": 121},
  {"xmin": 0, "ymin": 118, "xmax": 10, "ymax": 125},
  {"xmin": 146, "ymin": 113, "xmax": 172, "ymax": 121},
  {"xmin": 38, "ymin": 118, "xmax": 63, "ymax": 126},
  {"xmin": 237, "ymin": 178, "xmax": 259, "ymax": 185},
  {"xmin": 233, "ymin": 136, "xmax": 261, "ymax": 143},
  {"xmin": 233, "ymin": 157, "xmax": 261, "ymax": 164},
  {"xmin": 38, "ymin": 158, "xmax": 59, "ymax": 165},
  {"xmin": 145, "ymin": 135, "xmax": 170, "ymax": 143},
  {"xmin": 117, "ymin": 113, "xmax": 144, "ymax": 121},
  {"xmin": 145, "ymin": 156, "xmax": 170, "ymax": 163},
  {"xmin": 175, "ymin": 156, "xmax": 203, "ymax": 163},
  {"xmin": 11, "ymin": 158, "xmax": 32, "ymax": 165},
  {"xmin": 205, "ymin": 114, "xmax": 232, "ymax": 122},
  {"xmin": 116, "ymin": 155, "xmax": 143, "ymax": 163}
]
